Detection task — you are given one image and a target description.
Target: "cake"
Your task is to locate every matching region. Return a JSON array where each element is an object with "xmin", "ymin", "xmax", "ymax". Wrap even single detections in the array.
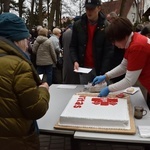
[
  {"xmin": 58, "ymin": 95, "xmax": 130, "ymax": 130},
  {"xmin": 126, "ymin": 87, "xmax": 134, "ymax": 93}
]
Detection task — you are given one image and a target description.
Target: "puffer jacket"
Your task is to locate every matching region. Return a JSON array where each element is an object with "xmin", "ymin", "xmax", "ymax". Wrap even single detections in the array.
[
  {"xmin": 32, "ymin": 35, "xmax": 57, "ymax": 66},
  {"xmin": 0, "ymin": 37, "xmax": 50, "ymax": 150},
  {"xmin": 70, "ymin": 12, "xmax": 114, "ymax": 75}
]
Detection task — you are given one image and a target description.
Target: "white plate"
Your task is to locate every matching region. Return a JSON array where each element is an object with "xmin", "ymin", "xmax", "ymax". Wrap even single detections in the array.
[{"xmin": 123, "ymin": 87, "xmax": 139, "ymax": 95}]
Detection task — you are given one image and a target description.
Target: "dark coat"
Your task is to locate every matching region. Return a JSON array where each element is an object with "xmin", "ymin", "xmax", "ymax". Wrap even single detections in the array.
[
  {"xmin": 62, "ymin": 28, "xmax": 80, "ymax": 84},
  {"xmin": 70, "ymin": 12, "xmax": 114, "ymax": 75}
]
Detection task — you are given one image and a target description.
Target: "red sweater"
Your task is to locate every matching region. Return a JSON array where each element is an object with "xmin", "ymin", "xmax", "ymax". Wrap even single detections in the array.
[{"xmin": 84, "ymin": 22, "xmax": 97, "ymax": 68}]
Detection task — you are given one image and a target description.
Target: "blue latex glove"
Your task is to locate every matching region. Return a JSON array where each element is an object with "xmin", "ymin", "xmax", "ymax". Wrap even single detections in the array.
[
  {"xmin": 92, "ymin": 75, "xmax": 106, "ymax": 86},
  {"xmin": 98, "ymin": 87, "xmax": 110, "ymax": 97}
]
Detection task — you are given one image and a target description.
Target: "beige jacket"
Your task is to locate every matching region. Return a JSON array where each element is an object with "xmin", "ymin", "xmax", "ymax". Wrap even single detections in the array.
[{"xmin": 32, "ymin": 35, "xmax": 57, "ymax": 66}]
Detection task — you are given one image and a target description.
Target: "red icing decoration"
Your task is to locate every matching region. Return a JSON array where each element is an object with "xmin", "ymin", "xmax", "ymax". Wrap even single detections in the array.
[
  {"xmin": 73, "ymin": 97, "xmax": 119, "ymax": 108},
  {"xmin": 92, "ymin": 98, "xmax": 102, "ymax": 105},
  {"xmin": 109, "ymin": 102, "xmax": 117, "ymax": 105},
  {"xmin": 73, "ymin": 96, "xmax": 86, "ymax": 108},
  {"xmin": 91, "ymin": 97, "xmax": 118, "ymax": 106},
  {"xmin": 116, "ymin": 93, "xmax": 125, "ymax": 98},
  {"xmin": 107, "ymin": 98, "xmax": 118, "ymax": 101},
  {"xmin": 74, "ymin": 105, "xmax": 81, "ymax": 108},
  {"xmin": 78, "ymin": 98, "xmax": 85, "ymax": 101},
  {"xmin": 101, "ymin": 101, "xmax": 108, "ymax": 105},
  {"xmin": 75, "ymin": 101, "xmax": 83, "ymax": 105}
]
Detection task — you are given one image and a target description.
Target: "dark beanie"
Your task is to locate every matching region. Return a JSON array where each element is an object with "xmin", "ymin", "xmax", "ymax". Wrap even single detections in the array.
[{"xmin": 0, "ymin": 12, "xmax": 29, "ymax": 41}]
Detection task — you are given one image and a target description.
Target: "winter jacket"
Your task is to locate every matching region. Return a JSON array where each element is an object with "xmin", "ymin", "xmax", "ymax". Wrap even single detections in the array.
[
  {"xmin": 49, "ymin": 34, "xmax": 62, "ymax": 53},
  {"xmin": 32, "ymin": 35, "xmax": 57, "ymax": 66},
  {"xmin": 70, "ymin": 12, "xmax": 114, "ymax": 75},
  {"xmin": 0, "ymin": 37, "xmax": 50, "ymax": 150}
]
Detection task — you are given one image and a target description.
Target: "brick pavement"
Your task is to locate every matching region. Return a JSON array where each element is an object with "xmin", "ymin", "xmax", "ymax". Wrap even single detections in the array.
[
  {"xmin": 39, "ymin": 134, "xmax": 146, "ymax": 150},
  {"xmin": 40, "ymin": 134, "xmax": 71, "ymax": 150}
]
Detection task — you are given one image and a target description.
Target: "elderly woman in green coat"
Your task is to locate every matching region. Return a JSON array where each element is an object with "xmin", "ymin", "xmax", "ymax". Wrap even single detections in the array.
[{"xmin": 0, "ymin": 13, "xmax": 50, "ymax": 150}]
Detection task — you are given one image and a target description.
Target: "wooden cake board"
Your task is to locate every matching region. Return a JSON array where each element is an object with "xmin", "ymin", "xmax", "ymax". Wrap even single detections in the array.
[{"xmin": 54, "ymin": 92, "xmax": 136, "ymax": 135}]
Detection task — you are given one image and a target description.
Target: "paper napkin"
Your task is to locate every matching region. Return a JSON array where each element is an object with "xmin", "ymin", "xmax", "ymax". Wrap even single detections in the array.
[
  {"xmin": 123, "ymin": 87, "xmax": 139, "ymax": 95},
  {"xmin": 39, "ymin": 74, "xmax": 43, "ymax": 80},
  {"xmin": 57, "ymin": 85, "xmax": 77, "ymax": 89},
  {"xmin": 138, "ymin": 126, "xmax": 150, "ymax": 138},
  {"xmin": 74, "ymin": 67, "xmax": 92, "ymax": 74}
]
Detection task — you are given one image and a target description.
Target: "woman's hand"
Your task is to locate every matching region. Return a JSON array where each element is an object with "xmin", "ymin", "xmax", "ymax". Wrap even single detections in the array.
[
  {"xmin": 98, "ymin": 87, "xmax": 110, "ymax": 97},
  {"xmin": 92, "ymin": 75, "xmax": 106, "ymax": 86}
]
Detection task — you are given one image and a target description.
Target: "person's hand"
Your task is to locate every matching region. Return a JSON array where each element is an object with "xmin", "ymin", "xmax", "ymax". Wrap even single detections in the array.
[
  {"xmin": 39, "ymin": 82, "xmax": 49, "ymax": 91},
  {"xmin": 92, "ymin": 75, "xmax": 106, "ymax": 86},
  {"xmin": 74, "ymin": 62, "xmax": 79, "ymax": 71},
  {"xmin": 98, "ymin": 87, "xmax": 110, "ymax": 97}
]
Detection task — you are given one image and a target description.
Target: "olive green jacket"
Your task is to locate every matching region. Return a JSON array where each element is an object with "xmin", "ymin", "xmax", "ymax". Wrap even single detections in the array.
[{"xmin": 0, "ymin": 37, "xmax": 50, "ymax": 150}]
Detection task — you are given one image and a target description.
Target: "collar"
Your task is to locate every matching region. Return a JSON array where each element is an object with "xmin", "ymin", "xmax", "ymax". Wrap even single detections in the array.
[
  {"xmin": 52, "ymin": 34, "xmax": 59, "ymax": 39},
  {"xmin": 88, "ymin": 20, "xmax": 98, "ymax": 25},
  {"xmin": 125, "ymin": 32, "xmax": 133, "ymax": 49}
]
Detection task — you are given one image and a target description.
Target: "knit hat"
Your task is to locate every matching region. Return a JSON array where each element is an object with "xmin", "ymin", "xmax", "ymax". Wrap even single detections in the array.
[
  {"xmin": 84, "ymin": 0, "xmax": 101, "ymax": 8},
  {"xmin": 0, "ymin": 12, "xmax": 29, "ymax": 41}
]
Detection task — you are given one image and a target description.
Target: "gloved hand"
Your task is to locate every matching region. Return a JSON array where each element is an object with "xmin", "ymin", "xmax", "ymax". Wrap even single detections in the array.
[
  {"xmin": 98, "ymin": 87, "xmax": 110, "ymax": 97},
  {"xmin": 92, "ymin": 75, "xmax": 106, "ymax": 86}
]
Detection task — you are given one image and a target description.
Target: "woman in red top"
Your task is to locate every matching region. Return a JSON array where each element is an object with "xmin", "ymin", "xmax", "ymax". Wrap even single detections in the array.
[{"xmin": 92, "ymin": 17, "xmax": 150, "ymax": 105}]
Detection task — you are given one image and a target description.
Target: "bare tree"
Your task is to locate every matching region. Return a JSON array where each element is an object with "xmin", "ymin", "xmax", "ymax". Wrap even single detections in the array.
[
  {"xmin": 4, "ymin": 0, "xmax": 11, "ymax": 12},
  {"xmin": 49, "ymin": 0, "xmax": 57, "ymax": 29},
  {"xmin": 0, "ymin": 0, "xmax": 4, "ymax": 13},
  {"xmin": 120, "ymin": 0, "xmax": 126, "ymax": 16},
  {"xmin": 18, "ymin": 0, "xmax": 25, "ymax": 17},
  {"xmin": 38, "ymin": 0, "xmax": 43, "ymax": 25},
  {"xmin": 55, "ymin": 0, "xmax": 61, "ymax": 27},
  {"xmin": 47, "ymin": 0, "xmax": 50, "ymax": 29},
  {"xmin": 134, "ymin": 0, "xmax": 142, "ymax": 22},
  {"xmin": 30, "ymin": 0, "xmax": 35, "ymax": 26}
]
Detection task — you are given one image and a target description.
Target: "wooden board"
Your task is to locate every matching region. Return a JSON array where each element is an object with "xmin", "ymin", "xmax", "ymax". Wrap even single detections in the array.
[{"xmin": 54, "ymin": 94, "xmax": 136, "ymax": 135}]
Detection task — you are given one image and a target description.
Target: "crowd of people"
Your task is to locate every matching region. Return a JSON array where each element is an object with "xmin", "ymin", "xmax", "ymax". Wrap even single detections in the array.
[
  {"xmin": 0, "ymin": 0, "xmax": 150, "ymax": 149},
  {"xmin": 28, "ymin": 1, "xmax": 150, "ymax": 88}
]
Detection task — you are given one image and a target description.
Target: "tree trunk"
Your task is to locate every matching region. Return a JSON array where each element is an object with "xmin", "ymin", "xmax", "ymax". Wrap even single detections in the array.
[
  {"xmin": 120, "ymin": 0, "xmax": 126, "ymax": 16},
  {"xmin": 4, "ymin": 0, "xmax": 10, "ymax": 12},
  {"xmin": 49, "ymin": 0, "xmax": 57, "ymax": 30},
  {"xmin": 134, "ymin": 0, "xmax": 141, "ymax": 23},
  {"xmin": 47, "ymin": 0, "xmax": 50, "ymax": 29},
  {"xmin": 38, "ymin": 0, "xmax": 43, "ymax": 26},
  {"xmin": 18, "ymin": 0, "xmax": 24, "ymax": 17},
  {"xmin": 30, "ymin": 0, "xmax": 35, "ymax": 29},
  {"xmin": 0, "ymin": 0, "xmax": 3, "ymax": 14},
  {"xmin": 56, "ymin": 0, "xmax": 61, "ymax": 27}
]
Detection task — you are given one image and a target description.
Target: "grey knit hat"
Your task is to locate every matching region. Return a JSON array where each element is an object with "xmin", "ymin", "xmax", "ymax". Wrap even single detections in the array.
[{"xmin": 0, "ymin": 12, "xmax": 29, "ymax": 41}]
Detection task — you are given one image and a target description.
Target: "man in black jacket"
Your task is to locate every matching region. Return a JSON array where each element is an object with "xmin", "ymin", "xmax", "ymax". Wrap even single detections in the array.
[
  {"xmin": 70, "ymin": 0, "xmax": 114, "ymax": 84},
  {"xmin": 107, "ymin": 11, "xmax": 125, "ymax": 83}
]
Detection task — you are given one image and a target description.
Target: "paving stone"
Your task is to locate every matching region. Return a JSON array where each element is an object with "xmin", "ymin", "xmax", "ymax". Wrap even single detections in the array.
[{"xmin": 39, "ymin": 134, "xmax": 146, "ymax": 150}]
